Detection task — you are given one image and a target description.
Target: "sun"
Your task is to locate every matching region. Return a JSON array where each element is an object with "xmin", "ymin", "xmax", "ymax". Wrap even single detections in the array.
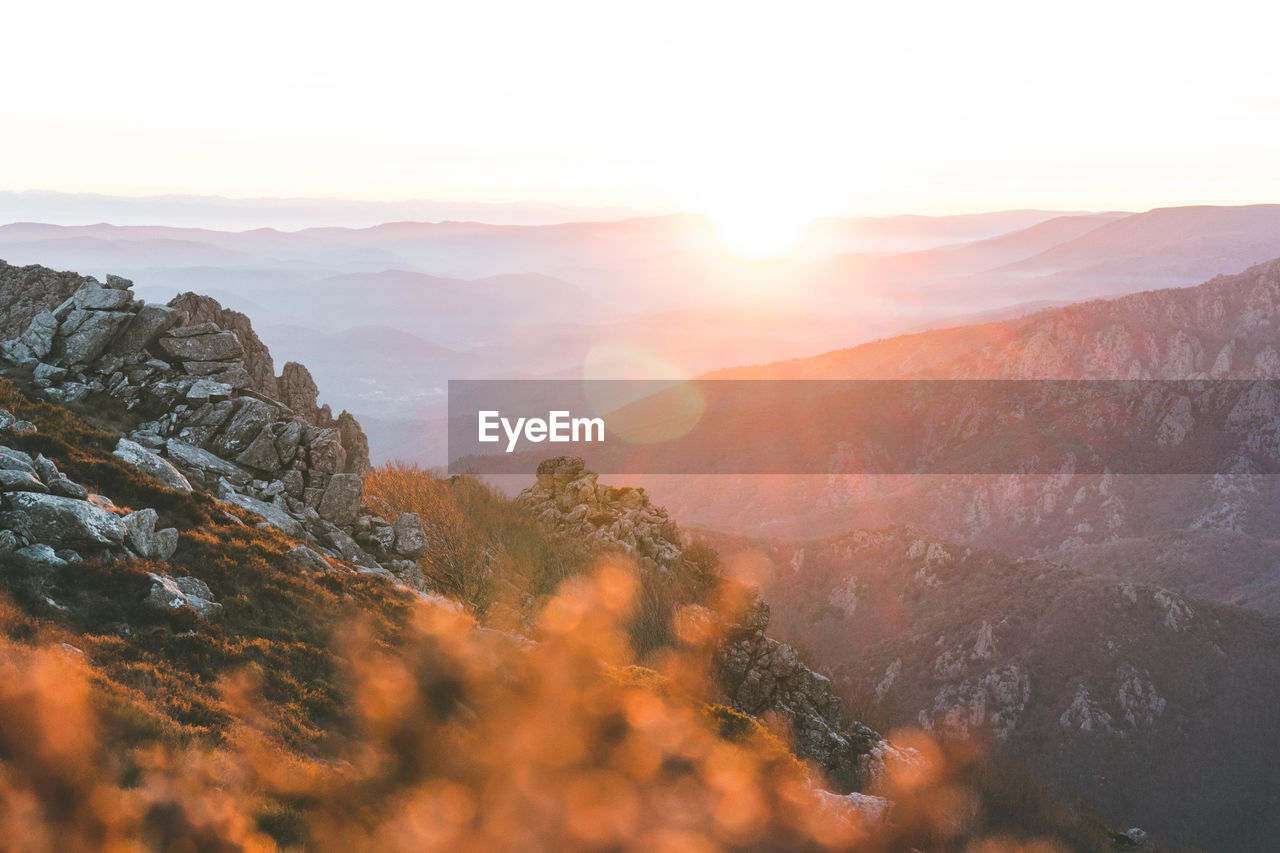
[{"xmin": 703, "ymin": 205, "xmax": 816, "ymax": 262}]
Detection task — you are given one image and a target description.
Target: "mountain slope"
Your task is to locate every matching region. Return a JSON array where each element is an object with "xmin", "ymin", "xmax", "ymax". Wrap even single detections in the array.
[
  {"xmin": 0, "ymin": 263, "xmax": 1146, "ymax": 850},
  {"xmin": 702, "ymin": 525, "xmax": 1280, "ymax": 850}
]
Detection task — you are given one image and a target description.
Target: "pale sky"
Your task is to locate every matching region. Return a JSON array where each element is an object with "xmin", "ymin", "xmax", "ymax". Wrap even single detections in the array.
[{"xmin": 5, "ymin": 0, "xmax": 1280, "ymax": 238}]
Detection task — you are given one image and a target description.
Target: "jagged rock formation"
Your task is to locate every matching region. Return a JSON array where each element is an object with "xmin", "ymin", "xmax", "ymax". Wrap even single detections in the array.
[
  {"xmin": 168, "ymin": 292, "xmax": 279, "ymax": 397},
  {"xmin": 166, "ymin": 294, "xmax": 370, "ymax": 473},
  {"xmin": 0, "ymin": 261, "xmax": 93, "ymax": 339},
  {"xmin": 0, "ymin": 271, "xmax": 421, "ymax": 584},
  {"xmin": 517, "ymin": 456, "xmax": 884, "ymax": 789},
  {"xmin": 274, "ymin": 360, "xmax": 371, "ymax": 473},
  {"xmin": 277, "ymin": 361, "xmax": 322, "ymax": 421},
  {"xmin": 519, "ymin": 456, "xmax": 683, "ymax": 564},
  {"xmin": 718, "ymin": 595, "xmax": 881, "ymax": 789}
]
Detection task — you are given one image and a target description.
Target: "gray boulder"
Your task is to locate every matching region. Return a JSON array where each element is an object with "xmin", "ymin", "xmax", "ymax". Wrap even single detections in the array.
[
  {"xmin": 0, "ymin": 492, "xmax": 126, "ymax": 548},
  {"xmin": 208, "ymin": 399, "xmax": 279, "ymax": 458},
  {"xmin": 152, "ymin": 527, "xmax": 179, "ymax": 561},
  {"xmin": 0, "ymin": 446, "xmax": 32, "ymax": 473},
  {"xmin": 113, "ymin": 438, "xmax": 193, "ymax": 492},
  {"xmin": 234, "ymin": 427, "xmax": 282, "ymax": 471},
  {"xmin": 73, "ymin": 285, "xmax": 133, "ymax": 311},
  {"xmin": 109, "ymin": 303, "xmax": 178, "ymax": 354},
  {"xmin": 18, "ymin": 312, "xmax": 58, "ymax": 359},
  {"xmin": 123, "ymin": 508, "xmax": 162, "ymax": 558},
  {"xmin": 15, "ymin": 543, "xmax": 67, "ymax": 569},
  {"xmin": 48, "ymin": 478, "xmax": 89, "ymax": 499},
  {"xmin": 185, "ymin": 379, "xmax": 233, "ymax": 402},
  {"xmin": 307, "ymin": 428, "xmax": 346, "ymax": 474},
  {"xmin": 157, "ymin": 331, "xmax": 243, "ymax": 362},
  {"xmin": 287, "ymin": 545, "xmax": 334, "ymax": 574},
  {"xmin": 226, "ymin": 491, "xmax": 304, "ymax": 537},
  {"xmin": 32, "ymin": 454, "xmax": 59, "ymax": 483},
  {"xmin": 33, "ymin": 362, "xmax": 66, "ymax": 386},
  {"xmin": 164, "ymin": 438, "xmax": 250, "ymax": 487},
  {"xmin": 393, "ymin": 512, "xmax": 429, "ymax": 558},
  {"xmin": 0, "ymin": 469, "xmax": 48, "ymax": 492},
  {"xmin": 147, "ymin": 572, "xmax": 221, "ymax": 619},
  {"xmin": 318, "ymin": 473, "xmax": 363, "ymax": 525},
  {"xmin": 57, "ymin": 310, "xmax": 131, "ymax": 364},
  {"xmin": 168, "ymin": 322, "xmax": 220, "ymax": 337}
]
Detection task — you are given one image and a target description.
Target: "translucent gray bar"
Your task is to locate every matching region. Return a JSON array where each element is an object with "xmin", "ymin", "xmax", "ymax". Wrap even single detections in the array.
[{"xmin": 447, "ymin": 379, "xmax": 1280, "ymax": 475}]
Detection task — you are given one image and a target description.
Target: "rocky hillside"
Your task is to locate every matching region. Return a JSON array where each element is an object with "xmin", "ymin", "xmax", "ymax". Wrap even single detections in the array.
[
  {"xmin": 699, "ymin": 525, "xmax": 1280, "ymax": 850},
  {"xmin": 0, "ymin": 264, "xmax": 1152, "ymax": 850},
  {"xmin": 517, "ymin": 457, "xmax": 886, "ymax": 792},
  {"xmin": 0, "ymin": 263, "xmax": 413, "ymax": 585}
]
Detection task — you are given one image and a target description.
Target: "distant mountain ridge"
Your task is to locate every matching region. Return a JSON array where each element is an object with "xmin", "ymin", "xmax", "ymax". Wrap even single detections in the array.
[{"xmin": 11, "ymin": 204, "xmax": 1280, "ymax": 474}]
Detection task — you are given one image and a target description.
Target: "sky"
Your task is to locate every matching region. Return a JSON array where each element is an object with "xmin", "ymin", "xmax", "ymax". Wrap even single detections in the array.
[{"xmin": 5, "ymin": 0, "xmax": 1280, "ymax": 253}]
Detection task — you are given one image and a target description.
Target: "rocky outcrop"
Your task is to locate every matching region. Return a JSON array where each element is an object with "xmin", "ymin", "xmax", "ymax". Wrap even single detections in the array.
[
  {"xmin": 276, "ymin": 361, "xmax": 370, "ymax": 474},
  {"xmin": 0, "ymin": 272, "xmax": 425, "ymax": 589},
  {"xmin": 718, "ymin": 596, "xmax": 881, "ymax": 789},
  {"xmin": 277, "ymin": 361, "xmax": 322, "ymax": 421},
  {"xmin": 168, "ymin": 292, "xmax": 278, "ymax": 397},
  {"xmin": 517, "ymin": 456, "xmax": 682, "ymax": 565},
  {"xmin": 0, "ymin": 261, "xmax": 93, "ymax": 340},
  {"xmin": 518, "ymin": 456, "xmax": 884, "ymax": 790}
]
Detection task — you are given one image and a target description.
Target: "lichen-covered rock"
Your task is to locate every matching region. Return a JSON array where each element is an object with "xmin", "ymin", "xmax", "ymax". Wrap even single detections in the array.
[
  {"xmin": 56, "ymin": 309, "xmax": 131, "ymax": 364},
  {"xmin": 287, "ymin": 545, "xmax": 334, "ymax": 574},
  {"xmin": 18, "ymin": 311, "xmax": 58, "ymax": 360},
  {"xmin": 0, "ymin": 491, "xmax": 126, "ymax": 548},
  {"xmin": 48, "ymin": 477, "xmax": 89, "ymax": 499},
  {"xmin": 169, "ymin": 292, "xmax": 278, "ymax": 397},
  {"xmin": 157, "ymin": 330, "xmax": 243, "ymax": 362},
  {"xmin": 109, "ymin": 303, "xmax": 178, "ymax": 354},
  {"xmin": 0, "ymin": 469, "xmax": 48, "ymax": 492},
  {"xmin": 113, "ymin": 438, "xmax": 193, "ymax": 493},
  {"xmin": 392, "ymin": 512, "xmax": 428, "ymax": 557},
  {"xmin": 318, "ymin": 473, "xmax": 363, "ymax": 525},
  {"xmin": 307, "ymin": 428, "xmax": 346, "ymax": 475},
  {"xmin": 517, "ymin": 456, "xmax": 682, "ymax": 564},
  {"xmin": 15, "ymin": 543, "xmax": 68, "ymax": 569},
  {"xmin": 164, "ymin": 438, "xmax": 250, "ymax": 488},
  {"xmin": 147, "ymin": 572, "xmax": 221, "ymax": 618},
  {"xmin": 121, "ymin": 508, "xmax": 177, "ymax": 561},
  {"xmin": 336, "ymin": 410, "xmax": 371, "ymax": 473},
  {"xmin": 73, "ymin": 285, "xmax": 133, "ymax": 311},
  {"xmin": 277, "ymin": 361, "xmax": 320, "ymax": 420},
  {"xmin": 717, "ymin": 596, "xmax": 880, "ymax": 790}
]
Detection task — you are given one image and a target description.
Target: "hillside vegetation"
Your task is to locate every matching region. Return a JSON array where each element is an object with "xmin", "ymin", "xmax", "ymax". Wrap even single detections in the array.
[{"xmin": 0, "ymin": 375, "xmax": 1141, "ymax": 851}]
